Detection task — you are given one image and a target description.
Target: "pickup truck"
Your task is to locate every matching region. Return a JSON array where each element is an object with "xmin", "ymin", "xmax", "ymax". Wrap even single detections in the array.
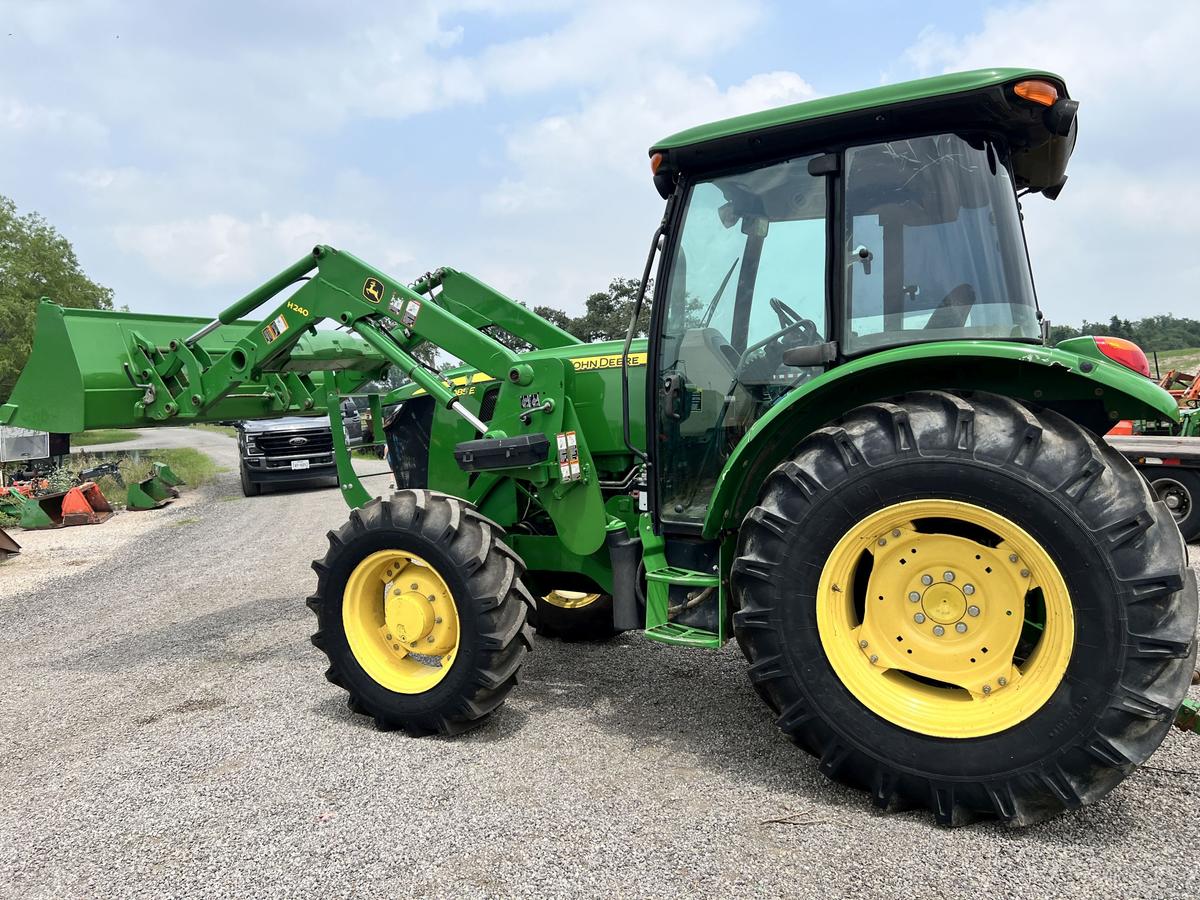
[{"xmin": 237, "ymin": 403, "xmax": 362, "ymax": 497}]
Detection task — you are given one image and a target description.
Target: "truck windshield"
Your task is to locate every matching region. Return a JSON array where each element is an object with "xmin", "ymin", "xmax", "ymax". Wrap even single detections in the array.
[{"xmin": 843, "ymin": 133, "xmax": 1039, "ymax": 354}]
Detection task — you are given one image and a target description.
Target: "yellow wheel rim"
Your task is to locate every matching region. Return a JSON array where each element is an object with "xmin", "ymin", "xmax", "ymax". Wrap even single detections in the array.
[
  {"xmin": 816, "ymin": 500, "xmax": 1074, "ymax": 738},
  {"xmin": 342, "ymin": 550, "xmax": 460, "ymax": 694},
  {"xmin": 543, "ymin": 590, "xmax": 601, "ymax": 610}
]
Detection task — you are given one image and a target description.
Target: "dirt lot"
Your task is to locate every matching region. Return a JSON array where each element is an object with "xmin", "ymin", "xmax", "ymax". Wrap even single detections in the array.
[{"xmin": 1, "ymin": 432, "xmax": 1198, "ymax": 898}]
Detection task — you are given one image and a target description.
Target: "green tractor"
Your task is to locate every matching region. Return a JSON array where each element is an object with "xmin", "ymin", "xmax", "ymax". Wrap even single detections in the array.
[{"xmin": 4, "ymin": 68, "xmax": 1195, "ymax": 826}]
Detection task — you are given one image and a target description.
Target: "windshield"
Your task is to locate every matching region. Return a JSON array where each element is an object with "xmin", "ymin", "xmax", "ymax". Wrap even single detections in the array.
[{"xmin": 843, "ymin": 134, "xmax": 1039, "ymax": 354}]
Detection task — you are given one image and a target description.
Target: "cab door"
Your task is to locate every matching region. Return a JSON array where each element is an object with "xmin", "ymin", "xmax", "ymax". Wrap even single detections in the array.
[{"xmin": 649, "ymin": 154, "xmax": 830, "ymax": 526}]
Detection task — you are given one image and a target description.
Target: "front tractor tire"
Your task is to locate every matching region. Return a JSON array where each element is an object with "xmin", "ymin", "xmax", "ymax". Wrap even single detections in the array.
[
  {"xmin": 533, "ymin": 591, "xmax": 620, "ymax": 641},
  {"xmin": 308, "ymin": 490, "xmax": 534, "ymax": 736},
  {"xmin": 732, "ymin": 391, "xmax": 1198, "ymax": 826}
]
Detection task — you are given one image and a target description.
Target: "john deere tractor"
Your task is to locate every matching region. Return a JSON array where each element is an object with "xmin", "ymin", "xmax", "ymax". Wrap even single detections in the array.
[{"xmin": 5, "ymin": 69, "xmax": 1196, "ymax": 826}]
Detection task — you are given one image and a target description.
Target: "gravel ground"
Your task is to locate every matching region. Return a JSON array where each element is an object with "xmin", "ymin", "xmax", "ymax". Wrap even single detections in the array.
[{"xmin": 1, "ymin": 432, "xmax": 1198, "ymax": 899}]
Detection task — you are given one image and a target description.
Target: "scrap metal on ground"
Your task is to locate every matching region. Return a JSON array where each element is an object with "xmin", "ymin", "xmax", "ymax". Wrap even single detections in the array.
[{"xmin": 0, "ymin": 526, "xmax": 18, "ymax": 560}]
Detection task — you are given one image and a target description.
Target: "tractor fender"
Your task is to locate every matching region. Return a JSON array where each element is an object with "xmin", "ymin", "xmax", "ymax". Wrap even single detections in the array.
[{"xmin": 702, "ymin": 340, "xmax": 1179, "ymax": 538}]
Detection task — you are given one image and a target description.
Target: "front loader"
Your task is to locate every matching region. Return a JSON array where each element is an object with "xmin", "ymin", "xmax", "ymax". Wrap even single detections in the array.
[{"xmin": 5, "ymin": 68, "xmax": 1196, "ymax": 826}]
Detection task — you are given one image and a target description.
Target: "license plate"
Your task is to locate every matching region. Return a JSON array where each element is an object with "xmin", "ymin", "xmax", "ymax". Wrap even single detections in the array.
[{"xmin": 291, "ymin": 460, "xmax": 311, "ymax": 471}]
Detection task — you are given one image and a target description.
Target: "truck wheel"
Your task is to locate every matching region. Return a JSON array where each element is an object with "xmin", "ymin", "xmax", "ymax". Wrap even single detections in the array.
[
  {"xmin": 1147, "ymin": 469, "xmax": 1200, "ymax": 543},
  {"xmin": 534, "ymin": 591, "xmax": 619, "ymax": 641},
  {"xmin": 307, "ymin": 490, "xmax": 534, "ymax": 736},
  {"xmin": 239, "ymin": 464, "xmax": 261, "ymax": 497},
  {"xmin": 732, "ymin": 391, "xmax": 1197, "ymax": 826}
]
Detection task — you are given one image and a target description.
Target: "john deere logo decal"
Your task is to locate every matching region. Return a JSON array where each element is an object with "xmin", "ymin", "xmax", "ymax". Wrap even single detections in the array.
[{"xmin": 363, "ymin": 277, "xmax": 384, "ymax": 303}]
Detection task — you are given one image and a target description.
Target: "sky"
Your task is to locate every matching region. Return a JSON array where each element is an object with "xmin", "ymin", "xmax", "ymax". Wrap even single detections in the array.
[{"xmin": 1, "ymin": 0, "xmax": 1198, "ymax": 326}]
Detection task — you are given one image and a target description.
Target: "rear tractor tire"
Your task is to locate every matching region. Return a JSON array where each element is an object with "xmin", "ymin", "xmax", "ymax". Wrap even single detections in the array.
[
  {"xmin": 308, "ymin": 490, "xmax": 535, "ymax": 736},
  {"xmin": 732, "ymin": 390, "xmax": 1197, "ymax": 826},
  {"xmin": 533, "ymin": 591, "xmax": 620, "ymax": 641}
]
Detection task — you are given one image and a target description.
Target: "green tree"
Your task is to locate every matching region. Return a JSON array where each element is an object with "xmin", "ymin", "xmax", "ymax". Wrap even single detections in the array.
[{"xmin": 0, "ymin": 195, "xmax": 113, "ymax": 401}]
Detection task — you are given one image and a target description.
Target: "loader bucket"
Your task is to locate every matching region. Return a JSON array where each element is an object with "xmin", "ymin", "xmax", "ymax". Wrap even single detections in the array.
[
  {"xmin": 15, "ymin": 482, "xmax": 114, "ymax": 529},
  {"xmin": 0, "ymin": 526, "xmax": 19, "ymax": 560},
  {"xmin": 127, "ymin": 467, "xmax": 180, "ymax": 511},
  {"xmin": 0, "ymin": 302, "xmax": 385, "ymax": 433}
]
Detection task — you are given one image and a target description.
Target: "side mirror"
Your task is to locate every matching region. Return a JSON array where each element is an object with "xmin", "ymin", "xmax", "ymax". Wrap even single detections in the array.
[{"xmin": 782, "ymin": 341, "xmax": 838, "ymax": 368}]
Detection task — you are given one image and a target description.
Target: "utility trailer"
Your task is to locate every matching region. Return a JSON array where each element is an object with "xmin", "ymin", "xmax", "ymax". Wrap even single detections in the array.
[
  {"xmin": 3, "ymin": 68, "xmax": 1197, "ymax": 827},
  {"xmin": 1109, "ymin": 420, "xmax": 1200, "ymax": 542}
]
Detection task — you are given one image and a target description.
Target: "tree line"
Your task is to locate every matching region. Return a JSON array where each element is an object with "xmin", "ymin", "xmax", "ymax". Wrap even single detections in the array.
[{"xmin": 1048, "ymin": 315, "xmax": 1200, "ymax": 353}]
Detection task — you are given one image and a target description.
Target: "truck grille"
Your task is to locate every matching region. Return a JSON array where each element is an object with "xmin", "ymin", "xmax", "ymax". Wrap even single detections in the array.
[{"xmin": 254, "ymin": 428, "xmax": 333, "ymax": 456}]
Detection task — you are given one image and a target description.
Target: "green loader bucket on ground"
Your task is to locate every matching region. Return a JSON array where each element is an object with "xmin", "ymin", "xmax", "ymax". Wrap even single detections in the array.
[
  {"xmin": 0, "ymin": 302, "xmax": 385, "ymax": 434},
  {"xmin": 127, "ymin": 462, "xmax": 185, "ymax": 511}
]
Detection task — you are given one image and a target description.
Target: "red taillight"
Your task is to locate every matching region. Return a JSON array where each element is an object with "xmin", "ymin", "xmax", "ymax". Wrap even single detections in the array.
[{"xmin": 1093, "ymin": 336, "xmax": 1151, "ymax": 377}]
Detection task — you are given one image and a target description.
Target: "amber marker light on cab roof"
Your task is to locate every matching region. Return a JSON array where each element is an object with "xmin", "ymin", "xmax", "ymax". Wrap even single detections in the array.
[
  {"xmin": 650, "ymin": 152, "xmax": 664, "ymax": 174},
  {"xmin": 1013, "ymin": 79, "xmax": 1059, "ymax": 106}
]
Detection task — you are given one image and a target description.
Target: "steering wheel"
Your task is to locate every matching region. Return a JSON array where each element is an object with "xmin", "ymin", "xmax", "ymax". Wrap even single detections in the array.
[{"xmin": 736, "ymin": 298, "xmax": 820, "ymax": 380}]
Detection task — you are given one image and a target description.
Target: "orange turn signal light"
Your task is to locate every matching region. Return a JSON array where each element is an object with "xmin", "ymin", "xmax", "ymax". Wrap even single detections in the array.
[
  {"xmin": 1013, "ymin": 79, "xmax": 1059, "ymax": 107},
  {"xmin": 650, "ymin": 152, "xmax": 664, "ymax": 175}
]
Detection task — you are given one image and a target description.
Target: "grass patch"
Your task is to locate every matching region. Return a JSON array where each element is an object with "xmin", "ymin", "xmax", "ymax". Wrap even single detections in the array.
[
  {"xmin": 77, "ymin": 447, "xmax": 220, "ymax": 510},
  {"xmin": 191, "ymin": 423, "xmax": 237, "ymax": 437},
  {"xmin": 1151, "ymin": 347, "xmax": 1200, "ymax": 374},
  {"xmin": 71, "ymin": 429, "xmax": 137, "ymax": 447},
  {"xmin": 352, "ymin": 447, "xmax": 385, "ymax": 460}
]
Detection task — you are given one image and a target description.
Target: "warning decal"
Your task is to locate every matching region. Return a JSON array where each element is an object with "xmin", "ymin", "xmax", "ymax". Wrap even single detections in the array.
[{"xmin": 262, "ymin": 314, "xmax": 289, "ymax": 343}]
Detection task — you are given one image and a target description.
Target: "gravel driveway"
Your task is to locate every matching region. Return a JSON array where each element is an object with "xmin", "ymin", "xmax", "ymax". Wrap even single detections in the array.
[{"xmin": 1, "ymin": 433, "xmax": 1198, "ymax": 898}]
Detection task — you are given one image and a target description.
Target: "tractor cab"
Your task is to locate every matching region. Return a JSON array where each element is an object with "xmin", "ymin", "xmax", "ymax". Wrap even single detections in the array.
[{"xmin": 643, "ymin": 69, "xmax": 1079, "ymax": 525}]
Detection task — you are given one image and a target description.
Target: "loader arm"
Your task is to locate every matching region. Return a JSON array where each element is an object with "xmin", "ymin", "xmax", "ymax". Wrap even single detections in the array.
[{"xmin": 3, "ymin": 245, "xmax": 612, "ymax": 555}]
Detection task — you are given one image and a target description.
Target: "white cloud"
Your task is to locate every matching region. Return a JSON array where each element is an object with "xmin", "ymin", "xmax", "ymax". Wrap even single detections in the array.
[
  {"xmin": 0, "ymin": 97, "xmax": 106, "ymax": 140},
  {"xmin": 899, "ymin": 0, "xmax": 1200, "ymax": 323},
  {"xmin": 468, "ymin": 67, "xmax": 815, "ymax": 312},
  {"xmin": 112, "ymin": 213, "xmax": 413, "ymax": 286}
]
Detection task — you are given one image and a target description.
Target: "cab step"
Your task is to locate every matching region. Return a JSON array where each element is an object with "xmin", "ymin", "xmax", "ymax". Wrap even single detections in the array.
[
  {"xmin": 643, "ymin": 622, "xmax": 722, "ymax": 648},
  {"xmin": 645, "ymin": 566, "xmax": 719, "ymax": 587},
  {"xmin": 642, "ymin": 565, "xmax": 722, "ymax": 648}
]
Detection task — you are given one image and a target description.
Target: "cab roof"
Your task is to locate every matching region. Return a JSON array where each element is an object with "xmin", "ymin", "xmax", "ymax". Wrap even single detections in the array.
[{"xmin": 648, "ymin": 68, "xmax": 1073, "ymax": 190}]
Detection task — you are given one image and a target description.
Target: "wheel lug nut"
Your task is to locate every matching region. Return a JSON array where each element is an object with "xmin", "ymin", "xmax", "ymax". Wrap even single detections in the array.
[
  {"xmin": 998, "ymin": 676, "xmax": 1008, "ymax": 687},
  {"xmin": 1008, "ymin": 554, "xmax": 1018, "ymax": 563},
  {"xmin": 426, "ymin": 636, "xmax": 435, "ymax": 643},
  {"xmin": 983, "ymin": 684, "xmax": 992, "ymax": 695},
  {"xmin": 921, "ymin": 575, "xmax": 933, "ymax": 586},
  {"xmin": 955, "ymin": 622, "xmax": 967, "ymax": 633},
  {"xmin": 963, "ymin": 584, "xmax": 975, "ymax": 596},
  {"xmin": 943, "ymin": 571, "xmax": 955, "ymax": 582},
  {"xmin": 435, "ymin": 617, "xmax": 443, "ymax": 624},
  {"xmin": 1020, "ymin": 569, "xmax": 1030, "ymax": 579},
  {"xmin": 891, "ymin": 529, "xmax": 901, "ymax": 538},
  {"xmin": 869, "ymin": 654, "xmax": 879, "ymax": 663},
  {"xmin": 967, "ymin": 605, "xmax": 980, "ymax": 617},
  {"xmin": 932, "ymin": 625, "xmax": 945, "ymax": 636},
  {"xmin": 878, "ymin": 538, "xmax": 887, "ymax": 546},
  {"xmin": 410, "ymin": 582, "xmax": 419, "ymax": 590},
  {"xmin": 428, "ymin": 594, "xmax": 436, "ymax": 602},
  {"xmin": 914, "ymin": 613, "xmax": 926, "ymax": 624},
  {"xmin": 859, "ymin": 640, "xmax": 869, "ymax": 649},
  {"xmin": 908, "ymin": 591, "xmax": 921, "ymax": 602}
]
